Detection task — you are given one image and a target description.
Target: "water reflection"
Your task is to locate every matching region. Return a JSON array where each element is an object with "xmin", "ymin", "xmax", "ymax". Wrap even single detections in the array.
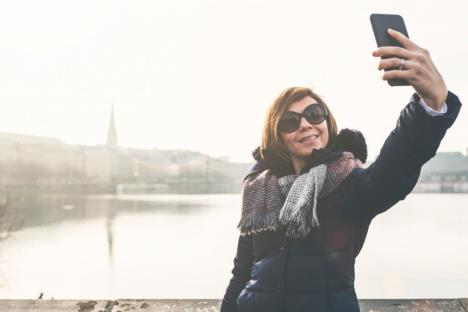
[
  {"xmin": 1, "ymin": 193, "xmax": 227, "ymax": 283},
  {"xmin": 0, "ymin": 193, "xmax": 467, "ymax": 299},
  {"xmin": 0, "ymin": 193, "xmax": 241, "ymax": 299},
  {"xmin": 7, "ymin": 193, "xmax": 216, "ymax": 232},
  {"xmin": 106, "ymin": 203, "xmax": 115, "ymax": 266}
]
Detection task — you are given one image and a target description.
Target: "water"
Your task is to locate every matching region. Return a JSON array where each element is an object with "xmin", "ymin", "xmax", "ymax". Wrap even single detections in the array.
[{"xmin": 0, "ymin": 193, "xmax": 467, "ymax": 299}]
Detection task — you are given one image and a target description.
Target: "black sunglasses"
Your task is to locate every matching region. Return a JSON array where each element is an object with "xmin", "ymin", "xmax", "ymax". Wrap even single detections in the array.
[{"xmin": 278, "ymin": 103, "xmax": 328, "ymax": 133}]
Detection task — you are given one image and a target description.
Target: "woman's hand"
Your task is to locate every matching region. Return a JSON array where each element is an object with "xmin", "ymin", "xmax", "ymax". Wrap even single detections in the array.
[{"xmin": 372, "ymin": 28, "xmax": 448, "ymax": 111}]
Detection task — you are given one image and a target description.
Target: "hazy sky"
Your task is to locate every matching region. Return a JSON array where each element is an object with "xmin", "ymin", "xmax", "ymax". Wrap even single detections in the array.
[{"xmin": 0, "ymin": 0, "xmax": 466, "ymax": 162}]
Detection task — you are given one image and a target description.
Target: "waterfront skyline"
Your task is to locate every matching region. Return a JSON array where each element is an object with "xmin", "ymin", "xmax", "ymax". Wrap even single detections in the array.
[{"xmin": 0, "ymin": 0, "xmax": 466, "ymax": 162}]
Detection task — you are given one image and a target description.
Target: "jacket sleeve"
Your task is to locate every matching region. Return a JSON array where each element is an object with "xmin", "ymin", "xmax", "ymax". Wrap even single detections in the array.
[
  {"xmin": 347, "ymin": 91, "xmax": 462, "ymax": 222},
  {"xmin": 220, "ymin": 234, "xmax": 254, "ymax": 312}
]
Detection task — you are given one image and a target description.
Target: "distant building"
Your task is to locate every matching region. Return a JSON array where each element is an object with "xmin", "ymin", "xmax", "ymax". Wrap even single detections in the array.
[
  {"xmin": 0, "ymin": 132, "xmax": 65, "ymax": 165},
  {"xmin": 0, "ymin": 106, "xmax": 252, "ymax": 193},
  {"xmin": 82, "ymin": 146, "xmax": 113, "ymax": 183},
  {"xmin": 414, "ymin": 151, "xmax": 468, "ymax": 193},
  {"xmin": 107, "ymin": 104, "xmax": 118, "ymax": 148},
  {"xmin": 0, "ymin": 132, "xmax": 63, "ymax": 146},
  {"xmin": 421, "ymin": 152, "xmax": 468, "ymax": 175}
]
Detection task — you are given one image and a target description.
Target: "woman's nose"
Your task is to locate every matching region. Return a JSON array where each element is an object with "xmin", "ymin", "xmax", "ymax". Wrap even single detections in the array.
[{"xmin": 298, "ymin": 116, "xmax": 314, "ymax": 130}]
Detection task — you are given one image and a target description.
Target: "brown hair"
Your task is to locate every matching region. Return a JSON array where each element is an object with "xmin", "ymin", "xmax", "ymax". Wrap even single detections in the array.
[{"xmin": 259, "ymin": 86, "xmax": 338, "ymax": 162}]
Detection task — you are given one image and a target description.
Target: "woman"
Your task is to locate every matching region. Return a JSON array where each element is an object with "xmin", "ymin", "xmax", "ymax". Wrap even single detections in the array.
[{"xmin": 220, "ymin": 29, "xmax": 462, "ymax": 312}]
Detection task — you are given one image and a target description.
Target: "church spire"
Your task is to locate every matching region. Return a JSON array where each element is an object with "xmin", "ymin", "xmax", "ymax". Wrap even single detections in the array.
[{"xmin": 107, "ymin": 103, "xmax": 118, "ymax": 148}]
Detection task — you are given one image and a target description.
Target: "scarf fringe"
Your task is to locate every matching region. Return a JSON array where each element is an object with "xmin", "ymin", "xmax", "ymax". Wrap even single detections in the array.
[
  {"xmin": 237, "ymin": 210, "xmax": 279, "ymax": 236},
  {"xmin": 278, "ymin": 165, "xmax": 326, "ymax": 238}
]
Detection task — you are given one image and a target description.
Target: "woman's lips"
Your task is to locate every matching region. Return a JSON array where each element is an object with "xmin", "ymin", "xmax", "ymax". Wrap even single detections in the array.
[{"xmin": 300, "ymin": 134, "xmax": 319, "ymax": 144}]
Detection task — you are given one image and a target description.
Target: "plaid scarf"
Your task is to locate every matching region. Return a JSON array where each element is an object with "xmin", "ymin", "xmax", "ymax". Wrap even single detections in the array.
[{"xmin": 238, "ymin": 152, "xmax": 363, "ymax": 238}]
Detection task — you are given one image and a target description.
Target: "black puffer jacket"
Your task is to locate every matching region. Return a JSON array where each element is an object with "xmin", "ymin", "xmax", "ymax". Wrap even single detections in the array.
[{"xmin": 221, "ymin": 91, "xmax": 462, "ymax": 312}]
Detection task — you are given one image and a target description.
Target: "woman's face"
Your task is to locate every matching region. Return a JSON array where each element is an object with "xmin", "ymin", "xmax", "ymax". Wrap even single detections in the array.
[{"xmin": 279, "ymin": 96, "xmax": 329, "ymax": 164}]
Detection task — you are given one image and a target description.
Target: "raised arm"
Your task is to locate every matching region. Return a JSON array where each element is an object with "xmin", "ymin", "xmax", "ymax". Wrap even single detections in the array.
[
  {"xmin": 220, "ymin": 234, "xmax": 253, "ymax": 312},
  {"xmin": 346, "ymin": 28, "xmax": 462, "ymax": 221},
  {"xmin": 348, "ymin": 91, "xmax": 461, "ymax": 221}
]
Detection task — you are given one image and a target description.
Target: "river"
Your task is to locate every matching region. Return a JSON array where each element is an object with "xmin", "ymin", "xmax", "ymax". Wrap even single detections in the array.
[{"xmin": 0, "ymin": 193, "xmax": 466, "ymax": 299}]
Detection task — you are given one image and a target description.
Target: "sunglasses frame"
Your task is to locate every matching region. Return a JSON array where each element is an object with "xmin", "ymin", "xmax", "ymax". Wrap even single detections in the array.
[{"xmin": 278, "ymin": 103, "xmax": 328, "ymax": 133}]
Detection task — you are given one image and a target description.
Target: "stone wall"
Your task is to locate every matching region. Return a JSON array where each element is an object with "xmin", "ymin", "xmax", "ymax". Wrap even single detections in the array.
[{"xmin": 1, "ymin": 299, "xmax": 467, "ymax": 312}]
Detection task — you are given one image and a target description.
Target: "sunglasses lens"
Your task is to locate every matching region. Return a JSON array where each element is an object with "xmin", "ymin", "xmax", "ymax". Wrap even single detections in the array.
[
  {"xmin": 278, "ymin": 114, "xmax": 300, "ymax": 133},
  {"xmin": 278, "ymin": 104, "xmax": 327, "ymax": 133},
  {"xmin": 304, "ymin": 104, "xmax": 326, "ymax": 124}
]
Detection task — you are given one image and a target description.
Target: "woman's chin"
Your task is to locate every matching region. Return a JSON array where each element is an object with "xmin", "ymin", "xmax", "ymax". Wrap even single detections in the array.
[
  {"xmin": 291, "ymin": 143, "xmax": 325, "ymax": 158},
  {"xmin": 296, "ymin": 148, "xmax": 316, "ymax": 158}
]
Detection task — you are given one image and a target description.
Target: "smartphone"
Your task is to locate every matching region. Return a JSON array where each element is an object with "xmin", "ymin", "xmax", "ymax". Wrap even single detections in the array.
[{"xmin": 370, "ymin": 14, "xmax": 410, "ymax": 86}]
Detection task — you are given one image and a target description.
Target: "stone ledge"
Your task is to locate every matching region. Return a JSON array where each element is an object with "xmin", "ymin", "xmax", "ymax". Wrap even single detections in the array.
[{"xmin": 0, "ymin": 298, "xmax": 467, "ymax": 311}]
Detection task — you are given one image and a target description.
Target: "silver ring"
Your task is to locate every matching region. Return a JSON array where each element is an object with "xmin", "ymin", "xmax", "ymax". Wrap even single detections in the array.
[{"xmin": 399, "ymin": 58, "xmax": 406, "ymax": 70}]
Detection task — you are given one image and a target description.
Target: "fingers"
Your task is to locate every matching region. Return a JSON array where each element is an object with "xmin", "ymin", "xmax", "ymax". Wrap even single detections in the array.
[
  {"xmin": 372, "ymin": 29, "xmax": 420, "ymax": 59},
  {"xmin": 378, "ymin": 57, "xmax": 415, "ymax": 71},
  {"xmin": 372, "ymin": 46, "xmax": 413, "ymax": 59},
  {"xmin": 370, "ymin": 29, "xmax": 444, "ymax": 96},
  {"xmin": 381, "ymin": 68, "xmax": 414, "ymax": 82},
  {"xmin": 378, "ymin": 57, "xmax": 421, "ymax": 82},
  {"xmin": 386, "ymin": 28, "xmax": 418, "ymax": 50}
]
